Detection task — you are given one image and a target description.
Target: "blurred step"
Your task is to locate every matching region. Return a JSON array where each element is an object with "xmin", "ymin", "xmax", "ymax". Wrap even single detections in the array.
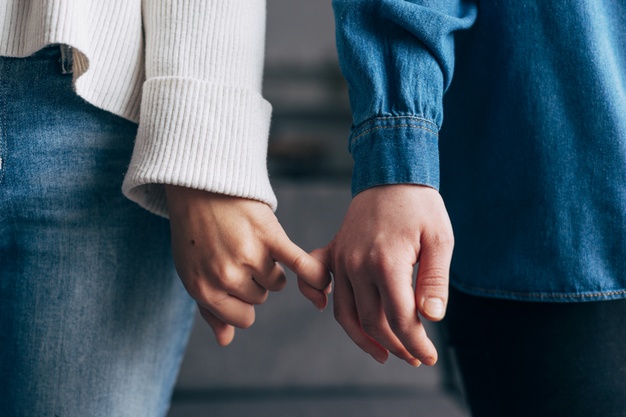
[{"xmin": 168, "ymin": 387, "xmax": 468, "ymax": 417}]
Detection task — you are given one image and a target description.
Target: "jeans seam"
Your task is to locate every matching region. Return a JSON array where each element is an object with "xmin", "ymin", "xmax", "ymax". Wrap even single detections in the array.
[
  {"xmin": 0, "ymin": 57, "xmax": 6, "ymax": 185},
  {"xmin": 59, "ymin": 44, "xmax": 74, "ymax": 75}
]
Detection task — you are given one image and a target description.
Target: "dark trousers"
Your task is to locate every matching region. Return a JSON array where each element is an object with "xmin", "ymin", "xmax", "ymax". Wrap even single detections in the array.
[{"xmin": 445, "ymin": 287, "xmax": 626, "ymax": 417}]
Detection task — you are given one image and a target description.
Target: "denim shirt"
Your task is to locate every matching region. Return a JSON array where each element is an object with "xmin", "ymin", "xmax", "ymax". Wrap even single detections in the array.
[{"xmin": 333, "ymin": 0, "xmax": 626, "ymax": 301}]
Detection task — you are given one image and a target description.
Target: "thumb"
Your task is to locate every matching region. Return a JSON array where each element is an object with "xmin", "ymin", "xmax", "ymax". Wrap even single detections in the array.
[
  {"xmin": 415, "ymin": 233, "xmax": 453, "ymax": 322},
  {"xmin": 270, "ymin": 234, "xmax": 331, "ymax": 291}
]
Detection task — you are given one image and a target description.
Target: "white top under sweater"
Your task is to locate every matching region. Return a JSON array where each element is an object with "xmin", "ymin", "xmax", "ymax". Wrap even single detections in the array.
[{"xmin": 0, "ymin": 0, "xmax": 277, "ymax": 215}]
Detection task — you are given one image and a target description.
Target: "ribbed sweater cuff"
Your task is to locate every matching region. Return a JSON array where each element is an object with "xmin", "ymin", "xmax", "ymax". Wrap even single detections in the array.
[{"xmin": 122, "ymin": 77, "xmax": 276, "ymax": 217}]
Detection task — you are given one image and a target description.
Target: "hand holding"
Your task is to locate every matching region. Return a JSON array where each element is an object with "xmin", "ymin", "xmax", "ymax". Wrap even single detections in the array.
[{"xmin": 165, "ymin": 185, "xmax": 331, "ymax": 346}]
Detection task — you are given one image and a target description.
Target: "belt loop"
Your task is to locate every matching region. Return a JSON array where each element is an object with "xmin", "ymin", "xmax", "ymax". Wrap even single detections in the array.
[{"xmin": 59, "ymin": 44, "xmax": 74, "ymax": 75}]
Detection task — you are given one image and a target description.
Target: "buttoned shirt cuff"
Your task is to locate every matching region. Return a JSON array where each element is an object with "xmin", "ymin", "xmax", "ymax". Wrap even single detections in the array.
[{"xmin": 350, "ymin": 116, "xmax": 440, "ymax": 197}]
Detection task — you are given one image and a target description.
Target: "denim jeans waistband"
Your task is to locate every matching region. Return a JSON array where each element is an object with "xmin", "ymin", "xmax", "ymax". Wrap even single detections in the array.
[{"xmin": 5, "ymin": 44, "xmax": 74, "ymax": 74}]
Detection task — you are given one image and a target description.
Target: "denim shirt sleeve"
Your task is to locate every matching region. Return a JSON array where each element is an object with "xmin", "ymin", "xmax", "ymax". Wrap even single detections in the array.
[{"xmin": 333, "ymin": 0, "xmax": 476, "ymax": 196}]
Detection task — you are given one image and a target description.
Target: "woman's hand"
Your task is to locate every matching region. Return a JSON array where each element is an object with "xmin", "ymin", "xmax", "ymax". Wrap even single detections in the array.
[{"xmin": 166, "ymin": 185, "xmax": 331, "ymax": 346}]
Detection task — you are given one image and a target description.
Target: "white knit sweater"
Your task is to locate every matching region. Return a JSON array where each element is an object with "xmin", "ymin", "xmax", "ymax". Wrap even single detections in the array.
[{"xmin": 0, "ymin": 0, "xmax": 277, "ymax": 215}]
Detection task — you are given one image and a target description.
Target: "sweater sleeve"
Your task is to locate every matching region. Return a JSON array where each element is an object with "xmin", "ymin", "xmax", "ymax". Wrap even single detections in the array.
[
  {"xmin": 333, "ymin": 0, "xmax": 476, "ymax": 196},
  {"xmin": 122, "ymin": 0, "xmax": 276, "ymax": 217}
]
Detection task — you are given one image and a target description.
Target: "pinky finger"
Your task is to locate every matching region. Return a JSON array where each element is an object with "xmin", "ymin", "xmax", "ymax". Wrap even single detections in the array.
[
  {"xmin": 297, "ymin": 276, "xmax": 329, "ymax": 311},
  {"xmin": 198, "ymin": 305, "xmax": 236, "ymax": 346}
]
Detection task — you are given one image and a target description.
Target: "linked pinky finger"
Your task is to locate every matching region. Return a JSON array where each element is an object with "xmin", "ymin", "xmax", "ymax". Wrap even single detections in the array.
[{"xmin": 297, "ymin": 276, "xmax": 328, "ymax": 311}]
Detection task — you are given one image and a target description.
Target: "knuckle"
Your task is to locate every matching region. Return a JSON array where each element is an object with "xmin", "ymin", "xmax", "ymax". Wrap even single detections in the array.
[
  {"xmin": 239, "ymin": 255, "xmax": 260, "ymax": 272},
  {"xmin": 387, "ymin": 313, "xmax": 412, "ymax": 335},
  {"xmin": 220, "ymin": 274, "xmax": 242, "ymax": 294},
  {"xmin": 184, "ymin": 278, "xmax": 212, "ymax": 304},
  {"xmin": 333, "ymin": 303, "xmax": 353, "ymax": 326},
  {"xmin": 238, "ymin": 237, "xmax": 260, "ymax": 257},
  {"xmin": 359, "ymin": 316, "xmax": 382, "ymax": 337},
  {"xmin": 343, "ymin": 252, "xmax": 363, "ymax": 274},
  {"xmin": 343, "ymin": 248, "xmax": 392, "ymax": 276},
  {"xmin": 212, "ymin": 264, "xmax": 247, "ymax": 293},
  {"xmin": 211, "ymin": 262, "xmax": 235, "ymax": 282},
  {"xmin": 366, "ymin": 240, "xmax": 402, "ymax": 275},
  {"xmin": 290, "ymin": 253, "xmax": 308, "ymax": 275},
  {"xmin": 369, "ymin": 252, "xmax": 396, "ymax": 276},
  {"xmin": 427, "ymin": 230, "xmax": 455, "ymax": 250},
  {"xmin": 418, "ymin": 268, "xmax": 449, "ymax": 286}
]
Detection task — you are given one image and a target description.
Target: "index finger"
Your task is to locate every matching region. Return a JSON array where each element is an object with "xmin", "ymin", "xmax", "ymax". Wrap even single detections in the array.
[{"xmin": 268, "ymin": 233, "xmax": 331, "ymax": 290}]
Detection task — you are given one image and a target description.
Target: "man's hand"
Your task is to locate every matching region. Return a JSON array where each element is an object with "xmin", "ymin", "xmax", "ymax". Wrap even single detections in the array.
[
  {"xmin": 302, "ymin": 185, "xmax": 453, "ymax": 366},
  {"xmin": 165, "ymin": 185, "xmax": 331, "ymax": 346}
]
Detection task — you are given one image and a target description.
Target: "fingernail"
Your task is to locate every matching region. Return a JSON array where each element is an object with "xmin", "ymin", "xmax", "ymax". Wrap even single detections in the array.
[
  {"xmin": 373, "ymin": 354, "xmax": 387, "ymax": 365},
  {"xmin": 424, "ymin": 298, "xmax": 445, "ymax": 319},
  {"xmin": 424, "ymin": 356, "xmax": 437, "ymax": 366},
  {"xmin": 406, "ymin": 358, "xmax": 422, "ymax": 367}
]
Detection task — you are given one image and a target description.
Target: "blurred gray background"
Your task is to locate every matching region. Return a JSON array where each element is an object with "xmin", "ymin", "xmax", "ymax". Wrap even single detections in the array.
[{"xmin": 168, "ymin": 0, "xmax": 469, "ymax": 416}]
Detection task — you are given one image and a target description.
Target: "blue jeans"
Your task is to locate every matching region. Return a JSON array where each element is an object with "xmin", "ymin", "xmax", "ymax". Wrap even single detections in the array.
[{"xmin": 0, "ymin": 47, "xmax": 196, "ymax": 417}]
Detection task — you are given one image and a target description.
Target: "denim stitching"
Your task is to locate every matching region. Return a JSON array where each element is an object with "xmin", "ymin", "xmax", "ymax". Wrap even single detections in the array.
[
  {"xmin": 357, "ymin": 115, "xmax": 438, "ymax": 131},
  {"xmin": 351, "ymin": 124, "xmax": 439, "ymax": 145},
  {"xmin": 453, "ymin": 281, "xmax": 626, "ymax": 300}
]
